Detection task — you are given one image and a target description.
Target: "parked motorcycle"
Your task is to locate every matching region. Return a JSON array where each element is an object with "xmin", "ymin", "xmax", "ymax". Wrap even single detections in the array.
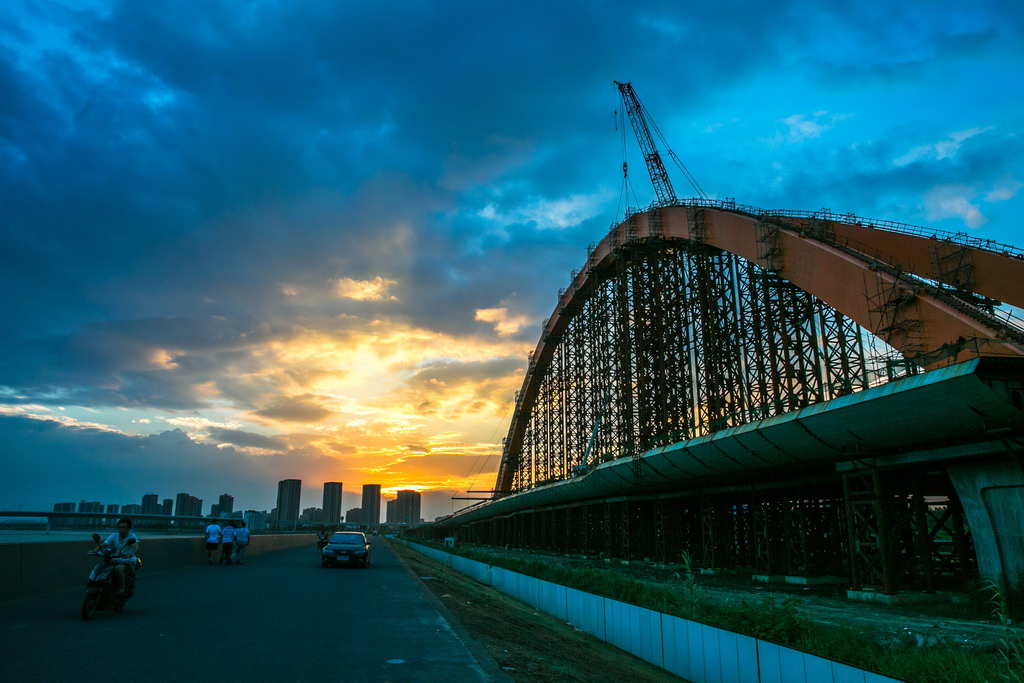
[{"xmin": 80, "ymin": 533, "xmax": 140, "ymax": 620}]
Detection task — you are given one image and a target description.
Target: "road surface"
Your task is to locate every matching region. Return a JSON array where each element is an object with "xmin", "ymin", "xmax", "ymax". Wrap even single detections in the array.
[{"xmin": 0, "ymin": 537, "xmax": 505, "ymax": 682}]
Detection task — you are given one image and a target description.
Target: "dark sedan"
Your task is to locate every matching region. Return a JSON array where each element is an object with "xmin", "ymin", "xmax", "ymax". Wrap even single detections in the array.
[{"xmin": 321, "ymin": 531, "xmax": 372, "ymax": 568}]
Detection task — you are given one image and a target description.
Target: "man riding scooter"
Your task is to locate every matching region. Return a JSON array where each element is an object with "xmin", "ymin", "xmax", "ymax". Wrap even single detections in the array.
[{"xmin": 100, "ymin": 518, "xmax": 140, "ymax": 596}]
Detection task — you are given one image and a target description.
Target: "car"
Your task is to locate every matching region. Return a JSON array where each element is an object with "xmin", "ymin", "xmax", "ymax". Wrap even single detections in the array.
[{"xmin": 321, "ymin": 531, "xmax": 372, "ymax": 568}]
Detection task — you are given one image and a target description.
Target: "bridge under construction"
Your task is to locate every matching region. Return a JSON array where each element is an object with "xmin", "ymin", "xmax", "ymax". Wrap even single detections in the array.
[
  {"xmin": 430, "ymin": 199, "xmax": 1024, "ymax": 613},
  {"xmin": 426, "ymin": 83, "xmax": 1024, "ymax": 613}
]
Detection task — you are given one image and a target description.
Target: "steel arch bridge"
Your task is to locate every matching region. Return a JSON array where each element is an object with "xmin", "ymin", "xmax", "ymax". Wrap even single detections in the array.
[{"xmin": 436, "ymin": 200, "xmax": 1024, "ymax": 610}]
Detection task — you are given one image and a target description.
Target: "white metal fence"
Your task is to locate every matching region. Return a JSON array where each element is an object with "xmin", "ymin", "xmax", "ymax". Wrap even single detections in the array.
[{"xmin": 397, "ymin": 539, "xmax": 903, "ymax": 683}]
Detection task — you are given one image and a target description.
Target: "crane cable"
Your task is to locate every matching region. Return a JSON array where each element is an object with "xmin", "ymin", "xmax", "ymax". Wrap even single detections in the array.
[
  {"xmin": 614, "ymin": 101, "xmax": 642, "ymax": 221},
  {"xmin": 635, "ymin": 97, "xmax": 708, "ymax": 201}
]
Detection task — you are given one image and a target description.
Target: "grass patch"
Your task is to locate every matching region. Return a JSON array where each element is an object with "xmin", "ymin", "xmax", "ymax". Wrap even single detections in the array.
[{"xmin": 405, "ymin": 538, "xmax": 1014, "ymax": 683}]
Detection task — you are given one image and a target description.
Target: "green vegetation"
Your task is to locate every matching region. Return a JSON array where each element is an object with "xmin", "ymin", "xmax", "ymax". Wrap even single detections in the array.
[
  {"xmin": 406, "ymin": 538, "xmax": 1018, "ymax": 683},
  {"xmin": 984, "ymin": 580, "xmax": 1024, "ymax": 683}
]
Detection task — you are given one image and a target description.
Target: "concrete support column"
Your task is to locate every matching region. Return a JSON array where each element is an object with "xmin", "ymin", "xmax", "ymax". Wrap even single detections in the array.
[{"xmin": 948, "ymin": 455, "xmax": 1024, "ymax": 615}]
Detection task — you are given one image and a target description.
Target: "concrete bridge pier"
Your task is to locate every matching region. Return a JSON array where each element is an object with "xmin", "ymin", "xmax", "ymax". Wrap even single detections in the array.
[{"xmin": 948, "ymin": 453, "xmax": 1024, "ymax": 616}]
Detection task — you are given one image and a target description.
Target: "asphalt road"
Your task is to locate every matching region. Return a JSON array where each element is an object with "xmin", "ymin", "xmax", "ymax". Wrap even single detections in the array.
[{"xmin": 0, "ymin": 537, "xmax": 502, "ymax": 682}]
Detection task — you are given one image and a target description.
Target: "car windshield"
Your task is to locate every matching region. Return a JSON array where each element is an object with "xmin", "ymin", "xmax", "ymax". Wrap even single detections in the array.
[{"xmin": 330, "ymin": 533, "xmax": 364, "ymax": 545}]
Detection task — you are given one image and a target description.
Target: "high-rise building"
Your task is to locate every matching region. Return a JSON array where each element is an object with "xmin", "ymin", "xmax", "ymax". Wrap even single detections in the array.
[
  {"xmin": 174, "ymin": 492, "xmax": 202, "ymax": 518},
  {"xmin": 323, "ymin": 482, "xmax": 343, "ymax": 524},
  {"xmin": 161, "ymin": 499, "xmax": 174, "ymax": 515},
  {"xmin": 276, "ymin": 479, "xmax": 301, "ymax": 522},
  {"xmin": 141, "ymin": 494, "xmax": 160, "ymax": 515},
  {"xmin": 218, "ymin": 493, "xmax": 234, "ymax": 514},
  {"xmin": 361, "ymin": 484, "xmax": 381, "ymax": 527},
  {"xmin": 346, "ymin": 507, "xmax": 362, "ymax": 525},
  {"xmin": 394, "ymin": 489, "xmax": 422, "ymax": 525}
]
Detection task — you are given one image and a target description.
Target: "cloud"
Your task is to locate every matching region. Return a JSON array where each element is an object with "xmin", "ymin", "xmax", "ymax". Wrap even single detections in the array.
[
  {"xmin": 479, "ymin": 191, "xmax": 607, "ymax": 230},
  {"xmin": 475, "ymin": 307, "xmax": 530, "ymax": 336},
  {"xmin": 986, "ymin": 175, "xmax": 1022, "ymax": 202},
  {"xmin": 923, "ymin": 184, "xmax": 988, "ymax": 229},
  {"xmin": 206, "ymin": 427, "xmax": 286, "ymax": 450},
  {"xmin": 334, "ymin": 276, "xmax": 398, "ymax": 302},
  {"xmin": 894, "ymin": 127, "xmax": 992, "ymax": 166},
  {"xmin": 252, "ymin": 395, "xmax": 336, "ymax": 423}
]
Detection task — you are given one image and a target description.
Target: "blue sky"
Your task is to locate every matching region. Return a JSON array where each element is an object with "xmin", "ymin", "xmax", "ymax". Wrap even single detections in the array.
[{"xmin": 1, "ymin": 0, "xmax": 1021, "ymax": 521}]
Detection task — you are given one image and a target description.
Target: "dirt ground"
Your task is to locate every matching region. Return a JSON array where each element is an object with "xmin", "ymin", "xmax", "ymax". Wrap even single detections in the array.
[
  {"xmin": 390, "ymin": 540, "xmax": 686, "ymax": 682},
  {"xmin": 391, "ymin": 539, "xmax": 1023, "ymax": 682}
]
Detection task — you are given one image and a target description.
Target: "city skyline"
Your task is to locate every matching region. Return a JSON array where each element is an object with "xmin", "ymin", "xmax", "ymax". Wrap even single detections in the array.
[
  {"xmin": 41, "ymin": 479, "xmax": 430, "ymax": 522},
  {"xmin": 2, "ymin": 3, "xmax": 1022, "ymax": 524}
]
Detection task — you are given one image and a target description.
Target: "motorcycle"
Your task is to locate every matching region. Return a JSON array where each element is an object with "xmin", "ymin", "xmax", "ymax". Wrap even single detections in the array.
[{"xmin": 80, "ymin": 533, "xmax": 141, "ymax": 620}]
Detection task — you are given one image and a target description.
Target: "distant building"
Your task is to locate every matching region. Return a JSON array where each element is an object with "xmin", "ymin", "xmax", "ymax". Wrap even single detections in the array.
[
  {"xmin": 106, "ymin": 503, "xmax": 120, "ymax": 514},
  {"xmin": 53, "ymin": 502, "xmax": 75, "ymax": 512},
  {"xmin": 218, "ymin": 493, "xmax": 234, "ymax": 514},
  {"xmin": 161, "ymin": 499, "xmax": 174, "ymax": 516},
  {"xmin": 394, "ymin": 489, "xmax": 422, "ymax": 525},
  {"xmin": 361, "ymin": 484, "xmax": 382, "ymax": 527},
  {"xmin": 174, "ymin": 492, "xmax": 202, "ymax": 518},
  {"xmin": 121, "ymin": 503, "xmax": 142, "ymax": 515},
  {"xmin": 346, "ymin": 507, "xmax": 363, "ymax": 525},
  {"xmin": 243, "ymin": 510, "xmax": 268, "ymax": 532},
  {"xmin": 323, "ymin": 482, "xmax": 343, "ymax": 524},
  {"xmin": 141, "ymin": 494, "xmax": 160, "ymax": 515},
  {"xmin": 78, "ymin": 501, "xmax": 102, "ymax": 527},
  {"xmin": 276, "ymin": 479, "xmax": 301, "ymax": 522},
  {"xmin": 210, "ymin": 503, "xmax": 221, "ymax": 517},
  {"xmin": 300, "ymin": 507, "xmax": 324, "ymax": 523},
  {"xmin": 385, "ymin": 498, "xmax": 397, "ymax": 523}
]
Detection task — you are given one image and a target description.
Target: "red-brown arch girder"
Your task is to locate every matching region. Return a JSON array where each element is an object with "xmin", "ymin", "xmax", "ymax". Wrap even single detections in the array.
[{"xmin": 494, "ymin": 206, "xmax": 1024, "ymax": 493}]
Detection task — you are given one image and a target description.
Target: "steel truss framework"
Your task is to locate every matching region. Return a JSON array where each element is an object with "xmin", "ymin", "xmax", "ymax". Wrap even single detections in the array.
[
  {"xmin": 512, "ymin": 237, "xmax": 885, "ymax": 492},
  {"xmin": 449, "ymin": 204, "xmax": 1024, "ymax": 596},
  {"xmin": 455, "ymin": 480, "xmax": 975, "ymax": 594}
]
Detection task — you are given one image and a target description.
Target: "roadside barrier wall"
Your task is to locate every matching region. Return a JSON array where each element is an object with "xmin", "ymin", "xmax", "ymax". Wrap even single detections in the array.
[
  {"xmin": 397, "ymin": 539, "xmax": 903, "ymax": 683},
  {"xmin": 0, "ymin": 533, "xmax": 314, "ymax": 602}
]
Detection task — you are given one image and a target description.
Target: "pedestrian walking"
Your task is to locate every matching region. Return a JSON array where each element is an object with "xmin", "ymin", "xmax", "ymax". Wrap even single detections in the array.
[
  {"xmin": 204, "ymin": 519, "xmax": 221, "ymax": 564},
  {"xmin": 220, "ymin": 521, "xmax": 236, "ymax": 565},
  {"xmin": 232, "ymin": 521, "xmax": 251, "ymax": 564}
]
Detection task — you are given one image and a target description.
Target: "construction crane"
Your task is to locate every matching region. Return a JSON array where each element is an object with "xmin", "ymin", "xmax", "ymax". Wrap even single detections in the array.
[{"xmin": 615, "ymin": 81, "xmax": 708, "ymax": 206}]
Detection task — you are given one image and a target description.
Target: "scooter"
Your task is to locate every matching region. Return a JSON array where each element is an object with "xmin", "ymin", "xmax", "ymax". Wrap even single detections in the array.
[{"xmin": 80, "ymin": 533, "xmax": 140, "ymax": 620}]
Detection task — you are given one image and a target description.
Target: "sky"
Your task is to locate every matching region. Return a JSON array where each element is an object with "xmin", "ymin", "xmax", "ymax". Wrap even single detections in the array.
[{"xmin": 1, "ymin": 1, "xmax": 1022, "ymax": 522}]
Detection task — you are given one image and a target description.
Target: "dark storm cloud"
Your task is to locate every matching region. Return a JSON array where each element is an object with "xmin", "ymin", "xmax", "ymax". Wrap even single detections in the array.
[
  {"xmin": 0, "ymin": 315, "xmax": 265, "ymax": 408},
  {"xmin": 252, "ymin": 395, "xmax": 335, "ymax": 423},
  {"xmin": 0, "ymin": 414, "xmax": 277, "ymax": 510},
  {"xmin": 206, "ymin": 427, "xmax": 285, "ymax": 450}
]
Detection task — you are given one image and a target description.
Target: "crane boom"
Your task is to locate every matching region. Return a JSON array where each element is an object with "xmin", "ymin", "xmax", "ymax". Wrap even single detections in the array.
[{"xmin": 615, "ymin": 81, "xmax": 677, "ymax": 206}]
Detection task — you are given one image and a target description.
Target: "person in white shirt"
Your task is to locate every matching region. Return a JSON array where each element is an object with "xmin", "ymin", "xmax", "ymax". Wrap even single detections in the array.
[
  {"xmin": 101, "ymin": 518, "xmax": 140, "ymax": 595},
  {"xmin": 220, "ymin": 521, "xmax": 236, "ymax": 565},
  {"xmin": 204, "ymin": 520, "xmax": 221, "ymax": 564},
  {"xmin": 231, "ymin": 521, "xmax": 251, "ymax": 564}
]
